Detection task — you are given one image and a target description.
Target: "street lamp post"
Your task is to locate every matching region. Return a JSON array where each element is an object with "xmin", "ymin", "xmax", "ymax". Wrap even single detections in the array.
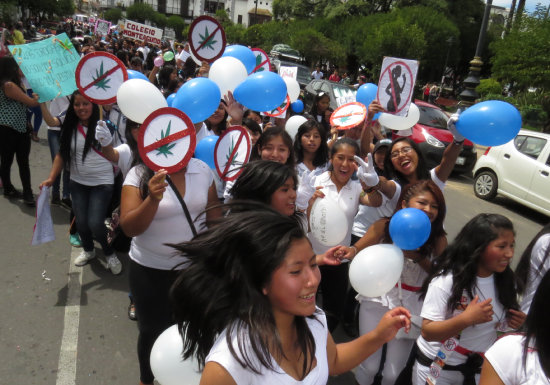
[{"xmin": 459, "ymin": 0, "xmax": 493, "ymax": 107}]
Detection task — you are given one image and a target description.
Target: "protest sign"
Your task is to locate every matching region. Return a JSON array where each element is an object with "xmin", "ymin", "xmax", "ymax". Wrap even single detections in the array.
[
  {"xmin": 122, "ymin": 19, "xmax": 163, "ymax": 46},
  {"xmin": 279, "ymin": 66, "xmax": 297, "ymax": 80},
  {"xmin": 75, "ymin": 51, "xmax": 128, "ymax": 105},
  {"xmin": 95, "ymin": 19, "xmax": 111, "ymax": 37},
  {"xmin": 8, "ymin": 33, "xmax": 79, "ymax": 102},
  {"xmin": 138, "ymin": 107, "xmax": 196, "ymax": 174},
  {"xmin": 264, "ymin": 95, "xmax": 290, "ymax": 118},
  {"xmin": 214, "ymin": 126, "xmax": 251, "ymax": 181},
  {"xmin": 188, "ymin": 16, "xmax": 226, "ymax": 63},
  {"xmin": 251, "ymin": 48, "xmax": 271, "ymax": 73},
  {"xmin": 377, "ymin": 56, "xmax": 419, "ymax": 116},
  {"xmin": 330, "ymin": 102, "xmax": 367, "ymax": 130}
]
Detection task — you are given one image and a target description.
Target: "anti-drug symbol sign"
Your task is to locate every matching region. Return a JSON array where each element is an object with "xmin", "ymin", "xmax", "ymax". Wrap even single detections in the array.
[
  {"xmin": 214, "ymin": 126, "xmax": 252, "ymax": 182},
  {"xmin": 138, "ymin": 107, "xmax": 197, "ymax": 174},
  {"xmin": 188, "ymin": 16, "xmax": 226, "ymax": 63},
  {"xmin": 330, "ymin": 102, "xmax": 367, "ymax": 130},
  {"xmin": 75, "ymin": 51, "xmax": 128, "ymax": 105},
  {"xmin": 377, "ymin": 57, "xmax": 418, "ymax": 116},
  {"xmin": 251, "ymin": 48, "xmax": 272, "ymax": 73},
  {"xmin": 264, "ymin": 95, "xmax": 290, "ymax": 118}
]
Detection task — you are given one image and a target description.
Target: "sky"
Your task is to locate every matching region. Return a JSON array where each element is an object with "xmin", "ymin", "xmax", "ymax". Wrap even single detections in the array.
[{"xmin": 488, "ymin": 0, "xmax": 550, "ymax": 12}]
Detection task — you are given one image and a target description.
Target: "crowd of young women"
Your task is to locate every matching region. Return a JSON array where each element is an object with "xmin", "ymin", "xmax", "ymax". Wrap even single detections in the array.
[{"xmin": 9, "ymin": 33, "xmax": 548, "ymax": 384}]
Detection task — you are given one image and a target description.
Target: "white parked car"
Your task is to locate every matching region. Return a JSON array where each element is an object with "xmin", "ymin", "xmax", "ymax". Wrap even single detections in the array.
[{"xmin": 473, "ymin": 130, "xmax": 550, "ymax": 216}]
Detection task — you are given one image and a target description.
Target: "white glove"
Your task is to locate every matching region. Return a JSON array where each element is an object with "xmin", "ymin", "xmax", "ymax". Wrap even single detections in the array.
[
  {"xmin": 95, "ymin": 120, "xmax": 113, "ymax": 147},
  {"xmin": 354, "ymin": 154, "xmax": 379, "ymax": 187},
  {"xmin": 296, "ymin": 170, "xmax": 318, "ymax": 210},
  {"xmin": 447, "ymin": 113, "xmax": 464, "ymax": 143}
]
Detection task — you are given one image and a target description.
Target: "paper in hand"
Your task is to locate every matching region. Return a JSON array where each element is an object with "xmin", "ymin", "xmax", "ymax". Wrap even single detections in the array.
[{"xmin": 32, "ymin": 186, "xmax": 56, "ymax": 246}]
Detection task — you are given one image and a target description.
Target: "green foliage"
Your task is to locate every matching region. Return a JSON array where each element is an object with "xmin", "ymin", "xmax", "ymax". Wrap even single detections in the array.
[
  {"xmin": 225, "ymin": 23, "xmax": 246, "ymax": 44},
  {"xmin": 0, "ymin": 1, "xmax": 18, "ymax": 23},
  {"xmin": 476, "ymin": 78, "xmax": 502, "ymax": 97},
  {"xmin": 104, "ymin": 8, "xmax": 123, "ymax": 24},
  {"xmin": 126, "ymin": 2, "xmax": 156, "ymax": 23},
  {"xmin": 55, "ymin": 0, "xmax": 74, "ymax": 17},
  {"xmin": 323, "ymin": 0, "xmax": 376, "ymax": 19},
  {"xmin": 153, "ymin": 13, "xmax": 167, "ymax": 29},
  {"xmin": 520, "ymin": 105, "xmax": 547, "ymax": 124},
  {"xmin": 243, "ymin": 22, "xmax": 291, "ymax": 52},
  {"xmin": 166, "ymin": 15, "xmax": 185, "ymax": 39},
  {"xmin": 491, "ymin": 13, "xmax": 550, "ymax": 90},
  {"xmin": 272, "ymin": 0, "xmax": 316, "ymax": 20},
  {"xmin": 290, "ymin": 27, "xmax": 345, "ymax": 65},
  {"xmin": 215, "ymin": 9, "xmax": 231, "ymax": 27}
]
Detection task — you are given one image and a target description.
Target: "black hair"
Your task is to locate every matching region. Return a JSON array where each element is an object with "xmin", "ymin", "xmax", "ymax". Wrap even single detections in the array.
[
  {"xmin": 230, "ymin": 160, "xmax": 298, "ymax": 207},
  {"xmin": 125, "ymin": 119, "xmax": 141, "ymax": 169},
  {"xmin": 58, "ymin": 91, "xmax": 101, "ymax": 166},
  {"xmin": 309, "ymin": 92, "xmax": 331, "ymax": 134},
  {"xmin": 243, "ymin": 109, "xmax": 261, "ymax": 121},
  {"xmin": 254, "ymin": 126, "xmax": 295, "ymax": 166},
  {"xmin": 384, "ymin": 137, "xmax": 430, "ymax": 187},
  {"xmin": 130, "ymin": 56, "xmax": 142, "ymax": 67},
  {"xmin": 421, "ymin": 214, "xmax": 519, "ymax": 313},
  {"xmin": 242, "ymin": 118, "xmax": 262, "ymax": 135},
  {"xmin": 523, "ymin": 270, "xmax": 550, "ymax": 379},
  {"xmin": 293, "ymin": 120, "xmax": 329, "ymax": 168},
  {"xmin": 205, "ymin": 100, "xmax": 228, "ymax": 135},
  {"xmin": 515, "ymin": 223, "xmax": 550, "ymax": 295},
  {"xmin": 158, "ymin": 64, "xmax": 176, "ymax": 91},
  {"xmin": 0, "ymin": 56, "xmax": 22, "ymax": 87},
  {"xmin": 330, "ymin": 137, "xmax": 360, "ymax": 158},
  {"xmin": 169, "ymin": 203, "xmax": 319, "ymax": 377}
]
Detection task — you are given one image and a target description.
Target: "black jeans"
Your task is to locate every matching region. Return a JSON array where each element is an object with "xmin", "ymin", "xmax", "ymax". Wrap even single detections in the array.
[
  {"xmin": 0, "ymin": 125, "xmax": 32, "ymax": 194},
  {"xmin": 129, "ymin": 259, "xmax": 179, "ymax": 384}
]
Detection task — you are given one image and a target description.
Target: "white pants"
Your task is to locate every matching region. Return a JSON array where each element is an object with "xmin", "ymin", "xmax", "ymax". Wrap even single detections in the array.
[
  {"xmin": 412, "ymin": 361, "xmax": 480, "ymax": 385},
  {"xmin": 355, "ymin": 301, "xmax": 415, "ymax": 385}
]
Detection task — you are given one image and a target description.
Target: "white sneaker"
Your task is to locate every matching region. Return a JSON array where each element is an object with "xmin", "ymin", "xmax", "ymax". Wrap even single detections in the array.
[
  {"xmin": 106, "ymin": 254, "xmax": 122, "ymax": 275},
  {"xmin": 74, "ymin": 250, "xmax": 96, "ymax": 266}
]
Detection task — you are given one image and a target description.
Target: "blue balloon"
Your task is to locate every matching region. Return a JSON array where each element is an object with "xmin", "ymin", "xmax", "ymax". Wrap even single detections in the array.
[
  {"xmin": 166, "ymin": 93, "xmax": 176, "ymax": 107},
  {"xmin": 389, "ymin": 208, "xmax": 431, "ymax": 250},
  {"xmin": 356, "ymin": 83, "xmax": 378, "ymax": 107},
  {"xmin": 222, "ymin": 45, "xmax": 257, "ymax": 74},
  {"xmin": 194, "ymin": 135, "xmax": 219, "ymax": 169},
  {"xmin": 233, "ymin": 72, "xmax": 287, "ymax": 112},
  {"xmin": 455, "ymin": 100, "xmax": 522, "ymax": 146},
  {"xmin": 127, "ymin": 69, "xmax": 149, "ymax": 81},
  {"xmin": 291, "ymin": 100, "xmax": 304, "ymax": 113},
  {"xmin": 172, "ymin": 78, "xmax": 221, "ymax": 124}
]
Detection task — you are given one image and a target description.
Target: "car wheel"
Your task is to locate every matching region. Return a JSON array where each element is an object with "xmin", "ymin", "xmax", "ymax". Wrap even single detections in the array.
[{"xmin": 474, "ymin": 171, "xmax": 498, "ymax": 200}]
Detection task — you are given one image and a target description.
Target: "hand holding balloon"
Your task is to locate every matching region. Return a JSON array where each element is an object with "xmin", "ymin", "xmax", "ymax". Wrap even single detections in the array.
[
  {"xmin": 447, "ymin": 113, "xmax": 464, "ymax": 143},
  {"xmin": 223, "ymin": 91, "xmax": 244, "ymax": 125},
  {"xmin": 367, "ymin": 100, "xmax": 384, "ymax": 121}
]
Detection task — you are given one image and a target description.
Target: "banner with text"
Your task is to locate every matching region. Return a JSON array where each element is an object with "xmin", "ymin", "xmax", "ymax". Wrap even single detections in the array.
[
  {"xmin": 8, "ymin": 33, "xmax": 79, "ymax": 103},
  {"xmin": 122, "ymin": 19, "xmax": 163, "ymax": 46}
]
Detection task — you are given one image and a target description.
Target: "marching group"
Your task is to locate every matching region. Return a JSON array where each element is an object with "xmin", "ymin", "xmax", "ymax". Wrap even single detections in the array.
[{"xmin": 0, "ymin": 31, "xmax": 549, "ymax": 385}]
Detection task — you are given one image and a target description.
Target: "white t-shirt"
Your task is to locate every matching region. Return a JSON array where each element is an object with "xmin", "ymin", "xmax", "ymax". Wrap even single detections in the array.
[
  {"xmin": 196, "ymin": 122, "xmax": 214, "ymax": 142},
  {"xmin": 48, "ymin": 96, "xmax": 71, "ymax": 131},
  {"xmin": 206, "ymin": 310, "xmax": 329, "ymax": 385},
  {"xmin": 124, "ymin": 159, "xmax": 213, "ymax": 270},
  {"xmin": 520, "ymin": 233, "xmax": 550, "ymax": 313},
  {"xmin": 114, "ymin": 143, "xmax": 133, "ymax": 178},
  {"xmin": 70, "ymin": 125, "xmax": 114, "ymax": 186},
  {"xmin": 311, "ymin": 70, "xmax": 323, "ymax": 80},
  {"xmin": 296, "ymin": 162, "xmax": 328, "ymax": 180},
  {"xmin": 307, "ymin": 171, "xmax": 362, "ymax": 254},
  {"xmin": 416, "ymin": 273, "xmax": 506, "ymax": 365},
  {"xmin": 486, "ymin": 334, "xmax": 549, "ymax": 385}
]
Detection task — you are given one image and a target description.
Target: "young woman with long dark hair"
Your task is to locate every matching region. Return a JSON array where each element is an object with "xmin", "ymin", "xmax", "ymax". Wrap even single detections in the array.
[
  {"xmin": 309, "ymin": 92, "xmax": 331, "ymax": 135},
  {"xmin": 480, "ymin": 270, "xmax": 550, "ymax": 385},
  {"xmin": 40, "ymin": 91, "xmax": 122, "ymax": 274},
  {"xmin": 170, "ymin": 206, "xmax": 412, "ymax": 384},
  {"xmin": 514, "ymin": 223, "xmax": 550, "ymax": 313},
  {"xmin": 293, "ymin": 120, "xmax": 329, "ymax": 179},
  {"xmin": 0, "ymin": 56, "xmax": 39, "ymax": 205},
  {"xmin": 412, "ymin": 214, "xmax": 527, "ymax": 385}
]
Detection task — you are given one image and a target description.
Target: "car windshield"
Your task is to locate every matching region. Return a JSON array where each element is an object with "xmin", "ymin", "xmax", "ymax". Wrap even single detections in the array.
[
  {"xmin": 417, "ymin": 105, "xmax": 448, "ymax": 129},
  {"xmin": 332, "ymin": 84, "xmax": 356, "ymax": 99},
  {"xmin": 271, "ymin": 44, "xmax": 301, "ymax": 57}
]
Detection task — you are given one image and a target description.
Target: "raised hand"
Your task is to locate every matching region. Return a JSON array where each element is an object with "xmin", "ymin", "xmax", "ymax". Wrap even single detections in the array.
[
  {"xmin": 354, "ymin": 154, "xmax": 379, "ymax": 187},
  {"xmin": 95, "ymin": 120, "xmax": 113, "ymax": 147},
  {"xmin": 447, "ymin": 112, "xmax": 464, "ymax": 143},
  {"xmin": 148, "ymin": 169, "xmax": 168, "ymax": 202}
]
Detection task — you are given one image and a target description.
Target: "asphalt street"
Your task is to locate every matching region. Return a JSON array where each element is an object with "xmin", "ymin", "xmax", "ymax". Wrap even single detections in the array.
[{"xmin": 0, "ymin": 128, "xmax": 546, "ymax": 385}]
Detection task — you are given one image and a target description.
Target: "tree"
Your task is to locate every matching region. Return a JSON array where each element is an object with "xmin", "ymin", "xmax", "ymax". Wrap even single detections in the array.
[
  {"xmin": 166, "ymin": 15, "xmax": 185, "ymax": 39},
  {"xmin": 153, "ymin": 12, "xmax": 167, "ymax": 29},
  {"xmin": 126, "ymin": 2, "xmax": 156, "ymax": 23},
  {"xmin": 491, "ymin": 10, "xmax": 550, "ymax": 90},
  {"xmin": 104, "ymin": 8, "xmax": 123, "ymax": 24},
  {"xmin": 290, "ymin": 27, "xmax": 345, "ymax": 65}
]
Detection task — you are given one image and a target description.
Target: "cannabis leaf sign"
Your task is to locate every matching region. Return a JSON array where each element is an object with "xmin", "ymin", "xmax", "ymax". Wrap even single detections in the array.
[
  {"xmin": 198, "ymin": 26, "xmax": 217, "ymax": 51},
  {"xmin": 155, "ymin": 121, "xmax": 177, "ymax": 158},
  {"xmin": 226, "ymin": 136, "xmax": 239, "ymax": 166},
  {"xmin": 93, "ymin": 61, "xmax": 111, "ymax": 91},
  {"xmin": 254, "ymin": 54, "xmax": 264, "ymax": 72}
]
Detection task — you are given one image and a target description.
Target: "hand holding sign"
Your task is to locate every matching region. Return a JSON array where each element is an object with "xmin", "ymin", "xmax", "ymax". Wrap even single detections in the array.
[{"xmin": 138, "ymin": 107, "xmax": 197, "ymax": 174}]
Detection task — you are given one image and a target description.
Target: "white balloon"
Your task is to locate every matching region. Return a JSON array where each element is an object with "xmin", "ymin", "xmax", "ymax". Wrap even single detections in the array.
[
  {"xmin": 209, "ymin": 57, "xmax": 248, "ymax": 98},
  {"xmin": 349, "ymin": 244, "xmax": 404, "ymax": 297},
  {"xmin": 285, "ymin": 115, "xmax": 307, "ymax": 142},
  {"xmin": 378, "ymin": 103, "xmax": 420, "ymax": 131},
  {"xmin": 310, "ymin": 197, "xmax": 348, "ymax": 246},
  {"xmin": 150, "ymin": 324, "xmax": 202, "ymax": 385},
  {"xmin": 117, "ymin": 79, "xmax": 168, "ymax": 123},
  {"xmin": 283, "ymin": 77, "xmax": 301, "ymax": 103}
]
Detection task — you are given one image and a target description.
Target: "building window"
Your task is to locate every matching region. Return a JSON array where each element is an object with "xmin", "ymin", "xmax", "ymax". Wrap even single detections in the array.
[
  {"xmin": 237, "ymin": 14, "xmax": 242, "ymax": 24},
  {"xmin": 204, "ymin": 0, "xmax": 224, "ymax": 13}
]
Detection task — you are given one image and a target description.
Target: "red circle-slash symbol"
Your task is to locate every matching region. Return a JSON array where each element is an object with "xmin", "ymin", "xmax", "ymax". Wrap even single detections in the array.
[
  {"xmin": 214, "ymin": 126, "xmax": 251, "ymax": 181},
  {"xmin": 188, "ymin": 16, "xmax": 226, "ymax": 63}
]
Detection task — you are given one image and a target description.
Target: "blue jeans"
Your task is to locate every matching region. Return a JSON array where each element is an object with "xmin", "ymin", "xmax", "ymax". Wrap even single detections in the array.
[
  {"xmin": 69, "ymin": 181, "xmax": 114, "ymax": 255},
  {"xmin": 26, "ymin": 89, "xmax": 42, "ymax": 133},
  {"xmin": 47, "ymin": 130, "xmax": 70, "ymax": 199}
]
